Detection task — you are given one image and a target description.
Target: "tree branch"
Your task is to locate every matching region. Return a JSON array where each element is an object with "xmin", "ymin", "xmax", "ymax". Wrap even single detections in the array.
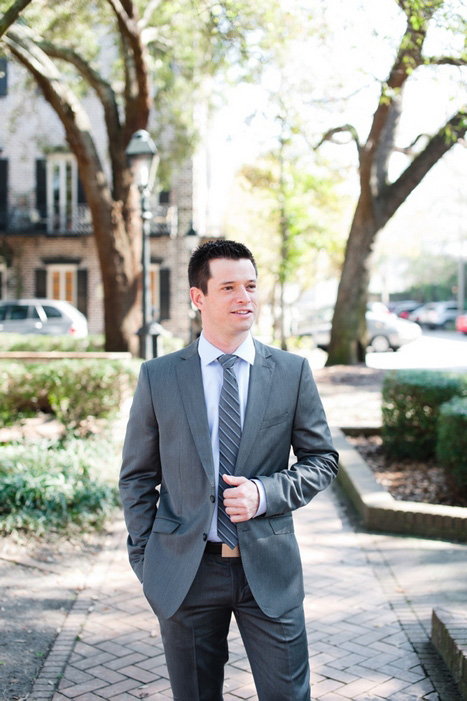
[
  {"xmin": 424, "ymin": 55, "xmax": 467, "ymax": 67},
  {"xmin": 378, "ymin": 107, "xmax": 467, "ymax": 225},
  {"xmin": 0, "ymin": 0, "xmax": 32, "ymax": 38},
  {"xmin": 105, "ymin": 0, "xmax": 138, "ymax": 37},
  {"xmin": 393, "ymin": 132, "xmax": 431, "ymax": 155},
  {"xmin": 140, "ymin": 0, "xmax": 164, "ymax": 30},
  {"xmin": 105, "ymin": 0, "xmax": 150, "ymax": 143},
  {"xmin": 35, "ymin": 40, "xmax": 128, "ymax": 198},
  {"xmin": 36, "ymin": 42, "xmax": 120, "ymax": 127},
  {"xmin": 315, "ymin": 124, "xmax": 361, "ymax": 153},
  {"xmin": 4, "ymin": 25, "xmax": 111, "ymax": 204}
]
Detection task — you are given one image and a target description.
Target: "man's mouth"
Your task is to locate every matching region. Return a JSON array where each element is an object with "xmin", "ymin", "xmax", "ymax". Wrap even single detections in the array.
[{"xmin": 232, "ymin": 310, "xmax": 252, "ymax": 315}]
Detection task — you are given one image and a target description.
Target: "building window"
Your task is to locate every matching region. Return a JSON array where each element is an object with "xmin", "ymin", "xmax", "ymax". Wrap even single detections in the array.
[
  {"xmin": 47, "ymin": 265, "xmax": 77, "ymax": 306},
  {"xmin": 149, "ymin": 264, "xmax": 160, "ymax": 319},
  {"xmin": 47, "ymin": 155, "xmax": 77, "ymax": 233}
]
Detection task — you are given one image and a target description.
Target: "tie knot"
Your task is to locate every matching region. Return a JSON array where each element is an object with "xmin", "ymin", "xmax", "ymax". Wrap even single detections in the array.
[{"xmin": 218, "ymin": 354, "xmax": 237, "ymax": 370}]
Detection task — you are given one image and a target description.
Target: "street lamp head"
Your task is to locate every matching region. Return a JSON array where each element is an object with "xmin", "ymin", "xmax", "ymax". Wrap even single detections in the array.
[{"xmin": 126, "ymin": 129, "xmax": 159, "ymax": 192}]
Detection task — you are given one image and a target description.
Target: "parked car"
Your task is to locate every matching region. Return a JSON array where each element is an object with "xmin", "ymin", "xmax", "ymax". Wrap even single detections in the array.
[
  {"xmin": 390, "ymin": 300, "xmax": 423, "ymax": 319},
  {"xmin": 456, "ymin": 314, "xmax": 467, "ymax": 335},
  {"xmin": 409, "ymin": 301, "xmax": 459, "ymax": 329},
  {"xmin": 294, "ymin": 306, "xmax": 421, "ymax": 352},
  {"xmin": 0, "ymin": 299, "xmax": 88, "ymax": 337}
]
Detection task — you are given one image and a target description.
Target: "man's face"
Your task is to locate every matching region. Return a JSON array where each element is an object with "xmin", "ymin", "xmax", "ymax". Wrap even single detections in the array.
[{"xmin": 190, "ymin": 257, "xmax": 258, "ymax": 350}]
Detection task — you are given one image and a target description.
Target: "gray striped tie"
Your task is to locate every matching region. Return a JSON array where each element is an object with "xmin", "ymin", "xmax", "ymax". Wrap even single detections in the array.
[{"xmin": 217, "ymin": 354, "xmax": 241, "ymax": 548}]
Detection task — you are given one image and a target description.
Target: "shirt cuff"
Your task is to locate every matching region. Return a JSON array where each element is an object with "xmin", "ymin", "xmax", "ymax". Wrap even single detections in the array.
[{"xmin": 251, "ymin": 478, "xmax": 267, "ymax": 517}]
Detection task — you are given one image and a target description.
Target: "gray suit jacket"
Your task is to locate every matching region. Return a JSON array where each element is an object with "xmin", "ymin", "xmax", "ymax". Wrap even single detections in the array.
[{"xmin": 119, "ymin": 339, "xmax": 338, "ymax": 620}]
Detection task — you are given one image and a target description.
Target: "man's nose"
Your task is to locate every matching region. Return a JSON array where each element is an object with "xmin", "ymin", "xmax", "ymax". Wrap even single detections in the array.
[{"xmin": 236, "ymin": 287, "xmax": 250, "ymax": 302}]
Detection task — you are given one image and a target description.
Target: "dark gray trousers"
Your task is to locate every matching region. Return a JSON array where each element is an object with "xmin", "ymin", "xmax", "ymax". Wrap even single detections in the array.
[{"xmin": 159, "ymin": 552, "xmax": 311, "ymax": 701}]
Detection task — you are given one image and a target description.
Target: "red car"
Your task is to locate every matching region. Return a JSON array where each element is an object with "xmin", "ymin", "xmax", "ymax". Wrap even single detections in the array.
[{"xmin": 456, "ymin": 314, "xmax": 467, "ymax": 334}]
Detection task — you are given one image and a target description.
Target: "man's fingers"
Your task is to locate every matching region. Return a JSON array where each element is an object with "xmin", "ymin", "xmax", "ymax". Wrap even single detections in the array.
[{"xmin": 222, "ymin": 474, "xmax": 247, "ymax": 486}]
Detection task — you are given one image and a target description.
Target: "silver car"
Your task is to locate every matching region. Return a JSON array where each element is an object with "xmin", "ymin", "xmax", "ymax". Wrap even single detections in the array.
[
  {"xmin": 409, "ymin": 301, "xmax": 459, "ymax": 329},
  {"xmin": 0, "ymin": 299, "xmax": 88, "ymax": 337},
  {"xmin": 294, "ymin": 306, "xmax": 421, "ymax": 352}
]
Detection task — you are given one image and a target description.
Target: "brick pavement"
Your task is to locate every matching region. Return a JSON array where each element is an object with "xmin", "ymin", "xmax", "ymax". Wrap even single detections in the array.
[{"xmin": 28, "ymin": 483, "xmax": 463, "ymax": 701}]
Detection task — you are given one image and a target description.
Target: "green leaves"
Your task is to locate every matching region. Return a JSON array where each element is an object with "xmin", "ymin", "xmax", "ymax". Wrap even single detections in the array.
[
  {"xmin": 0, "ymin": 358, "xmax": 140, "ymax": 431},
  {"xmin": 382, "ymin": 369, "xmax": 467, "ymax": 459},
  {"xmin": 0, "ymin": 437, "xmax": 120, "ymax": 535}
]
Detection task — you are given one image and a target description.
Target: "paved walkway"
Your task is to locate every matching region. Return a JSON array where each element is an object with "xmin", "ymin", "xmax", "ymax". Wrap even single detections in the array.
[{"xmin": 29, "ymin": 483, "xmax": 465, "ymax": 701}]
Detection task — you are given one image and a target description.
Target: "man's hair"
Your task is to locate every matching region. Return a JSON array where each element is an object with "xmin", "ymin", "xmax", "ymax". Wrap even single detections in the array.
[{"xmin": 188, "ymin": 240, "xmax": 257, "ymax": 293}]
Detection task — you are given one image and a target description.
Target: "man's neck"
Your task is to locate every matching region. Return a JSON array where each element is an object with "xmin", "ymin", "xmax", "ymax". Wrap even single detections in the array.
[{"xmin": 201, "ymin": 330, "xmax": 249, "ymax": 355}]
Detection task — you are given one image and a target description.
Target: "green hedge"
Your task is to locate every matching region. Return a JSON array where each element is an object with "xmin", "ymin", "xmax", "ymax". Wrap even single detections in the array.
[
  {"xmin": 436, "ymin": 397, "xmax": 467, "ymax": 488},
  {"xmin": 382, "ymin": 370, "xmax": 467, "ymax": 459},
  {"xmin": 0, "ymin": 438, "xmax": 119, "ymax": 535},
  {"xmin": 0, "ymin": 333, "xmax": 105, "ymax": 352},
  {"xmin": 0, "ymin": 359, "xmax": 140, "ymax": 428}
]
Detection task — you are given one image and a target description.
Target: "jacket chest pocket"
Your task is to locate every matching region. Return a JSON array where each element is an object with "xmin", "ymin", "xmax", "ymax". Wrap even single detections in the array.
[{"xmin": 260, "ymin": 411, "xmax": 290, "ymax": 430}]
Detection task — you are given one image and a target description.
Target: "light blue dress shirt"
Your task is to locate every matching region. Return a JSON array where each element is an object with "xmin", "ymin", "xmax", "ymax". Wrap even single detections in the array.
[{"xmin": 198, "ymin": 332, "xmax": 267, "ymax": 542}]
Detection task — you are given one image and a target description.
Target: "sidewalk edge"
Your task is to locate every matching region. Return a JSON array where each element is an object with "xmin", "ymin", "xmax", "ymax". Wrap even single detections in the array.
[
  {"xmin": 28, "ymin": 518, "xmax": 125, "ymax": 701},
  {"xmin": 331, "ymin": 427, "xmax": 467, "ymax": 542}
]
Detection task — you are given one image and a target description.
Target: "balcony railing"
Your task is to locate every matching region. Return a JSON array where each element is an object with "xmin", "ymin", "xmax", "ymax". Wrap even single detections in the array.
[
  {"xmin": 0, "ymin": 203, "xmax": 177, "ymax": 237},
  {"xmin": 0, "ymin": 204, "xmax": 93, "ymax": 235},
  {"xmin": 150, "ymin": 204, "xmax": 177, "ymax": 237}
]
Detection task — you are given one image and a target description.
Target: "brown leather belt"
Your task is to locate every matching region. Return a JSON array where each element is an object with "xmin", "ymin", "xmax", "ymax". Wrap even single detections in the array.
[{"xmin": 205, "ymin": 542, "xmax": 241, "ymax": 557}]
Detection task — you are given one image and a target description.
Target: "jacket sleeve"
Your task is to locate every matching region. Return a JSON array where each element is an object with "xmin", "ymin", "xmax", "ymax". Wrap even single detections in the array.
[
  {"xmin": 259, "ymin": 358, "xmax": 339, "ymax": 516},
  {"xmin": 119, "ymin": 362, "xmax": 161, "ymax": 582}
]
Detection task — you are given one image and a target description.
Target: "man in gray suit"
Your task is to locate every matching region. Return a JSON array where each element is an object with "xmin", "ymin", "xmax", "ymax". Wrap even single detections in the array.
[{"xmin": 120, "ymin": 240, "xmax": 338, "ymax": 700}]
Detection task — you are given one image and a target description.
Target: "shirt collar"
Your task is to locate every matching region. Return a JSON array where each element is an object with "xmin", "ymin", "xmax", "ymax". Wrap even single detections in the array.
[{"xmin": 198, "ymin": 332, "xmax": 255, "ymax": 367}]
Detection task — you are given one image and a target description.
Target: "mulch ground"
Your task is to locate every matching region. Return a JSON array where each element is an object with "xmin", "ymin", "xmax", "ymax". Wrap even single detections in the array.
[{"xmin": 346, "ymin": 433, "xmax": 467, "ymax": 509}]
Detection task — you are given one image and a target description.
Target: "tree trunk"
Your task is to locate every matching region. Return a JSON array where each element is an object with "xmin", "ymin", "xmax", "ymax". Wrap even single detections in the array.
[
  {"xmin": 89, "ymin": 190, "xmax": 142, "ymax": 354},
  {"xmin": 326, "ymin": 197, "xmax": 377, "ymax": 365}
]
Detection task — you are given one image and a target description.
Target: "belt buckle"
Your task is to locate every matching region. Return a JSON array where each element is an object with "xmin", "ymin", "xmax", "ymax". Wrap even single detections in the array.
[{"xmin": 221, "ymin": 544, "xmax": 240, "ymax": 557}]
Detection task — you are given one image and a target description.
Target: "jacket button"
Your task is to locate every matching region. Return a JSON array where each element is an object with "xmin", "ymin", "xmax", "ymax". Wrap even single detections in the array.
[
  {"xmin": 210, "ymin": 495, "xmax": 215, "ymax": 503},
  {"xmin": 203, "ymin": 533, "xmax": 207, "ymax": 541}
]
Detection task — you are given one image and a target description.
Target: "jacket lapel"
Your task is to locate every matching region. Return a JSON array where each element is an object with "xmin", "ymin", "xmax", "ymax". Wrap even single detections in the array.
[
  {"xmin": 235, "ymin": 340, "xmax": 275, "ymax": 475},
  {"xmin": 176, "ymin": 341, "xmax": 215, "ymax": 487}
]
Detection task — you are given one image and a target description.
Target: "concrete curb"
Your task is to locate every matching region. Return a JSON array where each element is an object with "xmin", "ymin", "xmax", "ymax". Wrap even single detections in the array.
[
  {"xmin": 331, "ymin": 427, "xmax": 467, "ymax": 543},
  {"xmin": 432, "ymin": 608, "xmax": 467, "ymax": 700}
]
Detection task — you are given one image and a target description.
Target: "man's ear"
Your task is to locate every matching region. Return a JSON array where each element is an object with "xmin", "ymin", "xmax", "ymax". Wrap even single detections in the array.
[{"xmin": 190, "ymin": 286, "xmax": 204, "ymax": 311}]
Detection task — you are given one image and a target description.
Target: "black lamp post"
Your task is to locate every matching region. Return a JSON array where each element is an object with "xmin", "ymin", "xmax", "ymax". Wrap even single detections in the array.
[{"xmin": 126, "ymin": 130, "xmax": 159, "ymax": 360}]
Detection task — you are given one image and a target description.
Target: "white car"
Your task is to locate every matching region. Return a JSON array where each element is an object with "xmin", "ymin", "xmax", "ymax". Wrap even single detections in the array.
[
  {"xmin": 294, "ymin": 306, "xmax": 421, "ymax": 352},
  {"xmin": 0, "ymin": 299, "xmax": 88, "ymax": 337}
]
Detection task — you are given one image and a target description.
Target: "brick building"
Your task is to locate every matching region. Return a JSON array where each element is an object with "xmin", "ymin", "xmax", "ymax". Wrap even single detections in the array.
[{"xmin": 0, "ymin": 55, "xmax": 211, "ymax": 347}]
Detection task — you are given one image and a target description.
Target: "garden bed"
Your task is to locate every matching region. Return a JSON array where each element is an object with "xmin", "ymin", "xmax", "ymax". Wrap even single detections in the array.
[{"xmin": 346, "ymin": 433, "xmax": 467, "ymax": 509}]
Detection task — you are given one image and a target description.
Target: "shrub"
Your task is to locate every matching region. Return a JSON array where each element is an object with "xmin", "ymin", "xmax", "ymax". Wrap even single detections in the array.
[
  {"xmin": 436, "ymin": 397, "xmax": 467, "ymax": 488},
  {"xmin": 0, "ymin": 438, "xmax": 120, "ymax": 535},
  {"xmin": 382, "ymin": 370, "xmax": 467, "ymax": 459},
  {"xmin": 0, "ymin": 359, "xmax": 140, "ymax": 429},
  {"xmin": 0, "ymin": 333, "xmax": 105, "ymax": 352}
]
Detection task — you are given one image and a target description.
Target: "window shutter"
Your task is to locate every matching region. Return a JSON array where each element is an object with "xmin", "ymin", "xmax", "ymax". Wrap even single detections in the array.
[
  {"xmin": 0, "ymin": 58, "xmax": 7, "ymax": 97},
  {"xmin": 159, "ymin": 268, "xmax": 170, "ymax": 321},
  {"xmin": 35, "ymin": 268, "xmax": 47, "ymax": 297},
  {"xmin": 0, "ymin": 159, "xmax": 7, "ymax": 229},
  {"xmin": 35, "ymin": 159, "xmax": 47, "ymax": 230},
  {"xmin": 77, "ymin": 269, "xmax": 88, "ymax": 317}
]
